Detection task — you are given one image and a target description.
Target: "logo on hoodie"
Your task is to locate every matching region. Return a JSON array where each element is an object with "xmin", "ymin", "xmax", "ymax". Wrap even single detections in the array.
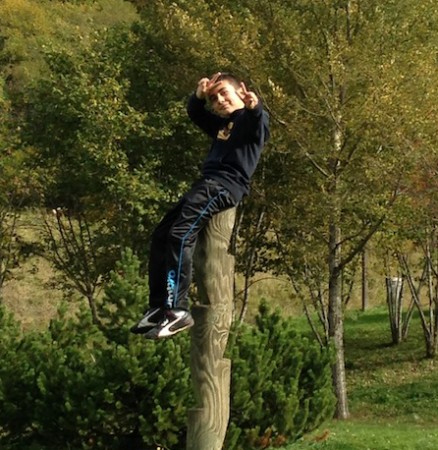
[{"xmin": 217, "ymin": 122, "xmax": 234, "ymax": 141}]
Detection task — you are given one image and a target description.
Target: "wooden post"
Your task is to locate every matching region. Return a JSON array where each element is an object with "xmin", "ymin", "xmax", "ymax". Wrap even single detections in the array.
[{"xmin": 186, "ymin": 207, "xmax": 236, "ymax": 450}]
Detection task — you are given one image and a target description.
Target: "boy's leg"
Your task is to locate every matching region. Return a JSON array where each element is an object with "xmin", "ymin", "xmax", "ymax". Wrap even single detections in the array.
[
  {"xmin": 145, "ymin": 179, "xmax": 237, "ymax": 339},
  {"xmin": 148, "ymin": 199, "xmax": 185, "ymax": 308},
  {"xmin": 130, "ymin": 199, "xmax": 184, "ymax": 334},
  {"xmin": 168, "ymin": 179, "xmax": 236, "ymax": 309}
]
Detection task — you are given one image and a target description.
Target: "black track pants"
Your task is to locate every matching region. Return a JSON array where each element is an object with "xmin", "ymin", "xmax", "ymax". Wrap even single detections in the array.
[{"xmin": 148, "ymin": 178, "xmax": 237, "ymax": 310}]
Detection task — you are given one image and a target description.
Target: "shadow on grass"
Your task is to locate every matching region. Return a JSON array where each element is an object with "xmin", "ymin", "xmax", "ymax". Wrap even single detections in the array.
[
  {"xmin": 351, "ymin": 379, "xmax": 438, "ymax": 417},
  {"xmin": 344, "ymin": 308, "xmax": 428, "ymax": 370}
]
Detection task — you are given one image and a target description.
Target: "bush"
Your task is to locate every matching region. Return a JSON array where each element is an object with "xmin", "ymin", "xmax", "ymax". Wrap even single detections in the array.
[
  {"xmin": 98, "ymin": 247, "xmax": 150, "ymax": 345},
  {"xmin": 225, "ymin": 301, "xmax": 335, "ymax": 449},
  {"xmin": 0, "ymin": 292, "xmax": 334, "ymax": 449},
  {"xmin": 0, "ymin": 304, "xmax": 192, "ymax": 450}
]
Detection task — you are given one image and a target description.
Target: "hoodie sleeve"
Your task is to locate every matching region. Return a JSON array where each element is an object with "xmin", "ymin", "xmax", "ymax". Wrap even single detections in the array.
[
  {"xmin": 187, "ymin": 93, "xmax": 223, "ymax": 139},
  {"xmin": 245, "ymin": 101, "xmax": 270, "ymax": 144}
]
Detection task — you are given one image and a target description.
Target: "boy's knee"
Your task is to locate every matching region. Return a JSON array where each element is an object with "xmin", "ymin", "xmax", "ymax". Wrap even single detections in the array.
[
  {"xmin": 168, "ymin": 225, "xmax": 198, "ymax": 247},
  {"xmin": 168, "ymin": 227, "xmax": 184, "ymax": 243}
]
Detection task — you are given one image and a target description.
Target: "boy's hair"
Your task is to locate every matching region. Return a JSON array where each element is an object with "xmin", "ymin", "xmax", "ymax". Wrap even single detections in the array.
[{"xmin": 215, "ymin": 72, "xmax": 241, "ymax": 88}]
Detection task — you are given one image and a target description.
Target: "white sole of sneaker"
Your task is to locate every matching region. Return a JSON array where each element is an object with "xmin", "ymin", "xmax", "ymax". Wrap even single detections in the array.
[
  {"xmin": 131, "ymin": 308, "xmax": 164, "ymax": 334},
  {"xmin": 145, "ymin": 317, "xmax": 194, "ymax": 339}
]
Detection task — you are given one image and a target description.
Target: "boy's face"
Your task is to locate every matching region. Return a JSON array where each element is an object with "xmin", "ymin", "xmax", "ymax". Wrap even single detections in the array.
[{"xmin": 208, "ymin": 80, "xmax": 245, "ymax": 117}]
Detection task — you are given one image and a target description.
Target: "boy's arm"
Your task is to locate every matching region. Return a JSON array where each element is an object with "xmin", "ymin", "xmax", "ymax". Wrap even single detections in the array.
[
  {"xmin": 243, "ymin": 96, "xmax": 270, "ymax": 143},
  {"xmin": 187, "ymin": 74, "xmax": 223, "ymax": 138},
  {"xmin": 238, "ymin": 82, "xmax": 270, "ymax": 141},
  {"xmin": 187, "ymin": 94, "xmax": 222, "ymax": 138}
]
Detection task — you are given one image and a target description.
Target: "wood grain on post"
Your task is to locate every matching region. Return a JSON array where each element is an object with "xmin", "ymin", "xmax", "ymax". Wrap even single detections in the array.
[{"xmin": 186, "ymin": 207, "xmax": 236, "ymax": 450}]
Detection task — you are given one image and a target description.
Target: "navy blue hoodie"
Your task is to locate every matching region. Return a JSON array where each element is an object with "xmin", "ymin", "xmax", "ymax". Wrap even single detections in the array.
[{"xmin": 187, "ymin": 94, "xmax": 270, "ymax": 202}]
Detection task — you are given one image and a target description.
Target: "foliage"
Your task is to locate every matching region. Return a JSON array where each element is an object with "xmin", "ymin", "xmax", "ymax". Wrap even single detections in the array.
[
  {"xmin": 0, "ymin": 0, "xmax": 138, "ymax": 92},
  {"xmin": 99, "ymin": 247, "xmax": 149, "ymax": 343},
  {"xmin": 42, "ymin": 208, "xmax": 116, "ymax": 324},
  {"xmin": 226, "ymin": 302, "xmax": 335, "ymax": 449},
  {"xmin": 0, "ymin": 302, "xmax": 192, "ymax": 450}
]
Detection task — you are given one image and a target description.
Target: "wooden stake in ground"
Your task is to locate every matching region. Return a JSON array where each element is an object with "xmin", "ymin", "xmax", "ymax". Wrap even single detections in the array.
[{"xmin": 186, "ymin": 207, "xmax": 236, "ymax": 450}]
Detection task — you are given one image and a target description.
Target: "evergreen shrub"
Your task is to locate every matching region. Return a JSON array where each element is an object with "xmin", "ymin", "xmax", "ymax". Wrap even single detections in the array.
[
  {"xmin": 0, "ymin": 303, "xmax": 192, "ymax": 450},
  {"xmin": 225, "ymin": 302, "xmax": 335, "ymax": 449}
]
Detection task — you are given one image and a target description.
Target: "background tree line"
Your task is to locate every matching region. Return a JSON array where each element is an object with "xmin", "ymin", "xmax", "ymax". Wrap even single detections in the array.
[{"xmin": 2, "ymin": 0, "xmax": 438, "ymax": 428}]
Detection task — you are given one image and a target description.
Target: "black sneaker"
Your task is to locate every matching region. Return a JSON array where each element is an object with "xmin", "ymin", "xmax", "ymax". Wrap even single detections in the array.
[
  {"xmin": 144, "ymin": 308, "xmax": 194, "ymax": 339},
  {"xmin": 130, "ymin": 307, "xmax": 165, "ymax": 334}
]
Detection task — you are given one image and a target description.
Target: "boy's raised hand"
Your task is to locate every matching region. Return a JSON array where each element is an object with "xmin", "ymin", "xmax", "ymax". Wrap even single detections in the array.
[
  {"xmin": 239, "ymin": 82, "xmax": 259, "ymax": 110},
  {"xmin": 196, "ymin": 72, "xmax": 221, "ymax": 99}
]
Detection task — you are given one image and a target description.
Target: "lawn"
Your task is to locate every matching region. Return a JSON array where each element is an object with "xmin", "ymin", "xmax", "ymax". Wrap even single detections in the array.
[
  {"xmin": 277, "ymin": 307, "xmax": 438, "ymax": 449},
  {"xmin": 286, "ymin": 420, "xmax": 438, "ymax": 449}
]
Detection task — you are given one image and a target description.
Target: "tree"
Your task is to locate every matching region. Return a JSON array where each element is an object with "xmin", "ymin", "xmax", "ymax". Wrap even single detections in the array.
[
  {"xmin": 0, "ymin": 0, "xmax": 138, "ymax": 92},
  {"xmin": 21, "ymin": 21, "xmax": 214, "ymax": 311},
  {"xmin": 387, "ymin": 155, "xmax": 438, "ymax": 358},
  {"xmin": 258, "ymin": 0, "xmax": 438, "ymax": 418},
  {"xmin": 1, "ymin": 0, "xmax": 143, "ymax": 307},
  {"xmin": 22, "ymin": 37, "xmax": 152, "ymax": 309}
]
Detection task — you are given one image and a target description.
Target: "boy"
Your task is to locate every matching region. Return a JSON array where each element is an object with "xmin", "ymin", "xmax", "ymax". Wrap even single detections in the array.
[{"xmin": 131, "ymin": 72, "xmax": 270, "ymax": 339}]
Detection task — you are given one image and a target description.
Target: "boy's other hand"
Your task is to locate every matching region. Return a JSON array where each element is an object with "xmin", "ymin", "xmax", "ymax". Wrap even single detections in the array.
[
  {"xmin": 196, "ymin": 72, "xmax": 221, "ymax": 99},
  {"xmin": 239, "ymin": 82, "xmax": 259, "ymax": 110}
]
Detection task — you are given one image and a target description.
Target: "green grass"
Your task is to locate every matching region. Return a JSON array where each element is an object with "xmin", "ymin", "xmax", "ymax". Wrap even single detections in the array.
[
  {"xmin": 286, "ymin": 420, "xmax": 438, "ymax": 449},
  {"xmin": 276, "ymin": 307, "xmax": 438, "ymax": 449}
]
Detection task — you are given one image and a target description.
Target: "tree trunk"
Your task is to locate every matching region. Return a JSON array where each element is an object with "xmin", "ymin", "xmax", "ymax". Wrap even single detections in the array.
[
  {"xmin": 425, "ymin": 239, "xmax": 438, "ymax": 359},
  {"xmin": 239, "ymin": 208, "xmax": 265, "ymax": 323},
  {"xmin": 425, "ymin": 336, "xmax": 436, "ymax": 359},
  {"xmin": 385, "ymin": 276, "xmax": 404, "ymax": 345},
  {"xmin": 361, "ymin": 247, "xmax": 369, "ymax": 311},
  {"xmin": 187, "ymin": 207, "xmax": 236, "ymax": 450},
  {"xmin": 328, "ymin": 223, "xmax": 349, "ymax": 419}
]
